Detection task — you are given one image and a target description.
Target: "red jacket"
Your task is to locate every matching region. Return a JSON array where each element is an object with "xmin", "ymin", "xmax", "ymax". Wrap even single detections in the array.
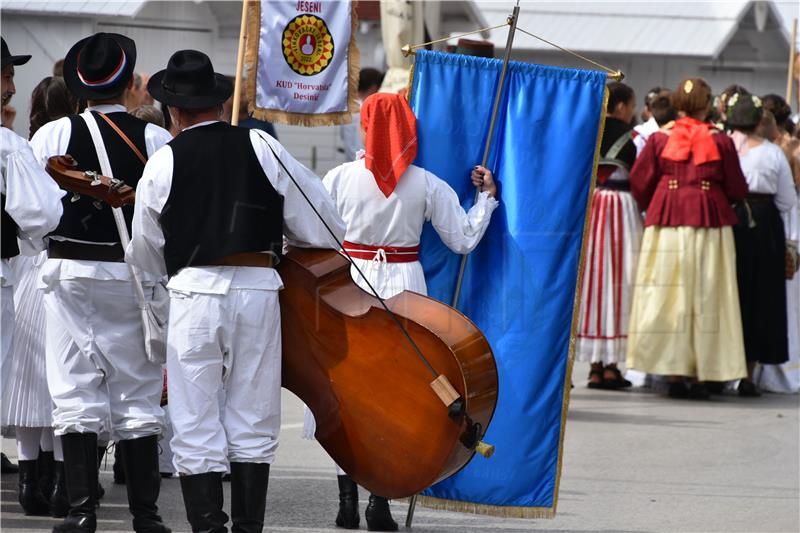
[{"xmin": 630, "ymin": 131, "xmax": 748, "ymax": 227}]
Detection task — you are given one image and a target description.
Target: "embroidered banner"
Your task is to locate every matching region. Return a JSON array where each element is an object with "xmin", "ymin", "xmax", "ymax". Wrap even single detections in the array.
[
  {"xmin": 410, "ymin": 50, "xmax": 607, "ymax": 517},
  {"xmin": 245, "ymin": 0, "xmax": 359, "ymax": 126}
]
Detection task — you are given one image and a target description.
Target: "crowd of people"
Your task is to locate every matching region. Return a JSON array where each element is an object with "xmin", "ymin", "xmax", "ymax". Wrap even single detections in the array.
[
  {"xmin": 576, "ymin": 79, "xmax": 800, "ymax": 400},
  {"xmin": 1, "ymin": 28, "xmax": 799, "ymax": 533}
]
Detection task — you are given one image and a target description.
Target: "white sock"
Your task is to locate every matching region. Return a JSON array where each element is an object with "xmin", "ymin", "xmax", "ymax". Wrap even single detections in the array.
[
  {"xmin": 40, "ymin": 428, "xmax": 54, "ymax": 452},
  {"xmin": 53, "ymin": 434, "xmax": 64, "ymax": 462},
  {"xmin": 15, "ymin": 427, "xmax": 43, "ymax": 461}
]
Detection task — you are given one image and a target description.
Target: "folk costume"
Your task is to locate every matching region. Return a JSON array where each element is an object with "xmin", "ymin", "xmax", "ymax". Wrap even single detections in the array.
[
  {"xmin": 626, "ymin": 116, "xmax": 749, "ymax": 384},
  {"xmin": 29, "ymin": 33, "xmax": 171, "ymax": 533},
  {"xmin": 126, "ymin": 50, "xmax": 345, "ymax": 533},
  {"xmin": 733, "ymin": 139, "xmax": 795, "ymax": 352},
  {"xmin": 576, "ymin": 117, "xmax": 642, "ymax": 384},
  {"xmin": 632, "ymin": 116, "xmax": 660, "ymax": 155},
  {"xmin": 317, "ymin": 93, "xmax": 498, "ymax": 531},
  {"xmin": 1, "ymin": 124, "xmax": 65, "ymax": 516}
]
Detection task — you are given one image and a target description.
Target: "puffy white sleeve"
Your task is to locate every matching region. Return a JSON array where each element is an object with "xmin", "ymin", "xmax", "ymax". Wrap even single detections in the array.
[
  {"xmin": 250, "ymin": 130, "xmax": 345, "ymax": 249},
  {"xmin": 423, "ymin": 170, "xmax": 499, "ymax": 254},
  {"xmin": 774, "ymin": 146, "xmax": 797, "ymax": 213},
  {"xmin": 29, "ymin": 117, "xmax": 72, "ymax": 166},
  {"xmin": 3, "ymin": 133, "xmax": 65, "ymax": 250},
  {"xmin": 125, "ymin": 146, "xmax": 173, "ymax": 277},
  {"xmin": 144, "ymin": 123, "xmax": 174, "ymax": 158}
]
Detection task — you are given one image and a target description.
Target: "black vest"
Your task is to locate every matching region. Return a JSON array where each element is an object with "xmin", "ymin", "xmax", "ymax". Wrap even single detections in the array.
[
  {"xmin": 54, "ymin": 112, "xmax": 148, "ymax": 242},
  {"xmin": 1, "ymin": 194, "xmax": 20, "ymax": 258},
  {"xmin": 161, "ymin": 122, "xmax": 283, "ymax": 277}
]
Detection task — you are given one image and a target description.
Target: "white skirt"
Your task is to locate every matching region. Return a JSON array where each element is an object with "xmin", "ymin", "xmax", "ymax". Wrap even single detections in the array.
[
  {"xmin": 1, "ymin": 252, "xmax": 53, "ymax": 428},
  {"xmin": 303, "ymin": 257, "xmax": 428, "ymax": 439},
  {"xmin": 576, "ymin": 189, "xmax": 643, "ymax": 364}
]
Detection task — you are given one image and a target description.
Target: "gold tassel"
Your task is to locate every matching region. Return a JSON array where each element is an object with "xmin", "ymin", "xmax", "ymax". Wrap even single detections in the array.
[{"xmin": 415, "ymin": 495, "xmax": 556, "ymax": 519}]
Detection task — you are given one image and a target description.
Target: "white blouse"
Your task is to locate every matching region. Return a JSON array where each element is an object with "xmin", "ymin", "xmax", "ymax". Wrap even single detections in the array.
[{"xmin": 738, "ymin": 141, "xmax": 797, "ymax": 213}]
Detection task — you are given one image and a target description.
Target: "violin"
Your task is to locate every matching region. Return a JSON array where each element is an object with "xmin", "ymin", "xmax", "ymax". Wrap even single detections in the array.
[
  {"xmin": 45, "ymin": 155, "xmax": 135, "ymax": 208},
  {"xmin": 278, "ymin": 247, "xmax": 498, "ymax": 498}
]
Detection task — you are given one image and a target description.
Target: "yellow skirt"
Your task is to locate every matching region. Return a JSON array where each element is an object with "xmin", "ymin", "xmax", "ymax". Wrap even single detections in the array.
[{"xmin": 626, "ymin": 226, "xmax": 747, "ymax": 381}]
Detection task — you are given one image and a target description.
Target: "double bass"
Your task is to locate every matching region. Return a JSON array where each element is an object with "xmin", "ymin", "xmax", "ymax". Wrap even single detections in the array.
[{"xmin": 46, "ymin": 155, "xmax": 499, "ymax": 499}]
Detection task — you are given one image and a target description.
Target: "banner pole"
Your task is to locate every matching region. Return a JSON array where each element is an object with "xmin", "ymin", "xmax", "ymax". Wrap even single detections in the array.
[
  {"xmin": 450, "ymin": 2, "xmax": 520, "ymax": 309},
  {"xmin": 231, "ymin": 0, "xmax": 249, "ymax": 127},
  {"xmin": 787, "ymin": 18, "xmax": 797, "ymax": 104},
  {"xmin": 405, "ymin": 3, "xmax": 520, "ymax": 528}
]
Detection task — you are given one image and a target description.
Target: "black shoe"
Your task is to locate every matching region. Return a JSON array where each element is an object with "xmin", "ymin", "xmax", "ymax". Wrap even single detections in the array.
[
  {"xmin": 738, "ymin": 380, "xmax": 762, "ymax": 397},
  {"xmin": 53, "ymin": 432, "xmax": 99, "ymax": 533},
  {"xmin": 230, "ymin": 462, "xmax": 269, "ymax": 533},
  {"xmin": 335, "ymin": 475, "xmax": 359, "ymax": 529},
  {"xmin": 119, "ymin": 436, "xmax": 171, "ymax": 533},
  {"xmin": 667, "ymin": 381, "xmax": 689, "ymax": 399},
  {"xmin": 50, "ymin": 461, "xmax": 70, "ymax": 518},
  {"xmin": 18, "ymin": 460, "xmax": 51, "ymax": 516},
  {"xmin": 113, "ymin": 446, "xmax": 126, "ymax": 485},
  {"xmin": 365, "ymin": 495, "xmax": 398, "ymax": 532},
  {"xmin": 705, "ymin": 381, "xmax": 726, "ymax": 395},
  {"xmin": 39, "ymin": 450, "xmax": 56, "ymax": 500},
  {"xmin": 179, "ymin": 472, "xmax": 228, "ymax": 533},
  {"xmin": 2, "ymin": 452, "xmax": 19, "ymax": 473},
  {"xmin": 688, "ymin": 383, "xmax": 711, "ymax": 400}
]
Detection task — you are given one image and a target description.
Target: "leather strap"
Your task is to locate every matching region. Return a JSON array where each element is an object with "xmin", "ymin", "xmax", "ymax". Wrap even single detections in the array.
[
  {"xmin": 204, "ymin": 252, "xmax": 275, "ymax": 268},
  {"xmin": 48, "ymin": 240, "xmax": 125, "ymax": 262},
  {"xmin": 96, "ymin": 112, "xmax": 147, "ymax": 165}
]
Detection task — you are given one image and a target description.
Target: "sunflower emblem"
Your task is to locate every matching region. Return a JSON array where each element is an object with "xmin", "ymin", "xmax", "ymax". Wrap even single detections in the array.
[{"xmin": 282, "ymin": 14, "xmax": 335, "ymax": 76}]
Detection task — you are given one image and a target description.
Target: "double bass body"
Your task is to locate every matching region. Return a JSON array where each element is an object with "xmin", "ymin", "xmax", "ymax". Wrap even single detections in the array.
[{"xmin": 279, "ymin": 248, "xmax": 498, "ymax": 499}]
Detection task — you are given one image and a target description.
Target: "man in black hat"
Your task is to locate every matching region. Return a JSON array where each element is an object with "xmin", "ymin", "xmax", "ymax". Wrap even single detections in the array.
[
  {"xmin": 126, "ymin": 49, "xmax": 345, "ymax": 533},
  {"xmin": 29, "ymin": 33, "xmax": 172, "ymax": 533},
  {"xmin": 1, "ymin": 37, "xmax": 31, "ymax": 128}
]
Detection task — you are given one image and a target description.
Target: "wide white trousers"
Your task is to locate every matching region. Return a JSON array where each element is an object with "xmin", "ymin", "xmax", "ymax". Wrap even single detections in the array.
[
  {"xmin": 44, "ymin": 278, "xmax": 164, "ymax": 440},
  {"xmin": 167, "ymin": 288, "xmax": 281, "ymax": 475}
]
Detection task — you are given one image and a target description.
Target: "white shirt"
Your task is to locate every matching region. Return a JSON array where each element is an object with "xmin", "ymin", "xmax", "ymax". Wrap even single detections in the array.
[
  {"xmin": 28, "ymin": 104, "xmax": 172, "ymax": 286},
  {"xmin": 125, "ymin": 123, "xmax": 346, "ymax": 295},
  {"xmin": 323, "ymin": 160, "xmax": 498, "ymax": 252},
  {"xmin": 1, "ymin": 127, "xmax": 66, "ymax": 285},
  {"xmin": 738, "ymin": 141, "xmax": 797, "ymax": 213},
  {"xmin": 633, "ymin": 117, "xmax": 659, "ymax": 156}
]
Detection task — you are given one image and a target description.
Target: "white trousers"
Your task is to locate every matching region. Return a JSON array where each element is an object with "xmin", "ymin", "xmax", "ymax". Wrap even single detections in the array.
[
  {"xmin": 167, "ymin": 289, "xmax": 281, "ymax": 475},
  {"xmin": 44, "ymin": 279, "xmax": 164, "ymax": 440}
]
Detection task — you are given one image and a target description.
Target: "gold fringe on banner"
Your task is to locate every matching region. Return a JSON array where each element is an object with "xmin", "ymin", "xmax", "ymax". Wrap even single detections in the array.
[
  {"xmin": 408, "ymin": 81, "xmax": 611, "ymax": 520},
  {"xmin": 244, "ymin": 0, "xmax": 360, "ymax": 127}
]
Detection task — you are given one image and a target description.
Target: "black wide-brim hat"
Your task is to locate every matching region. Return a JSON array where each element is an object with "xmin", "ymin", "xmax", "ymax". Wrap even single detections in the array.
[
  {"xmin": 1, "ymin": 38, "xmax": 32, "ymax": 69},
  {"xmin": 63, "ymin": 33, "xmax": 136, "ymax": 100},
  {"xmin": 148, "ymin": 50, "xmax": 233, "ymax": 109}
]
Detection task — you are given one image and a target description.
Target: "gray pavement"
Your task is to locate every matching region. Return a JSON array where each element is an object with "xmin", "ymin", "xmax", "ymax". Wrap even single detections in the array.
[{"xmin": 2, "ymin": 362, "xmax": 798, "ymax": 532}]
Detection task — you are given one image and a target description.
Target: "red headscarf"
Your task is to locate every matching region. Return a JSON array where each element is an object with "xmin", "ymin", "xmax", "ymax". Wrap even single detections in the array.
[
  {"xmin": 360, "ymin": 93, "xmax": 418, "ymax": 197},
  {"xmin": 661, "ymin": 116, "xmax": 720, "ymax": 165}
]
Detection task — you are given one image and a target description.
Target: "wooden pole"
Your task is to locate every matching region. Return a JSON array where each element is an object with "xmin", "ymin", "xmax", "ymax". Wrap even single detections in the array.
[
  {"xmin": 231, "ymin": 0, "xmax": 249, "ymax": 127},
  {"xmin": 787, "ymin": 18, "xmax": 797, "ymax": 104}
]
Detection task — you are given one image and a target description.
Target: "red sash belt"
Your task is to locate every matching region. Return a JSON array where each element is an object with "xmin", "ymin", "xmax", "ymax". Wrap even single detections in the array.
[{"xmin": 342, "ymin": 241, "xmax": 420, "ymax": 262}]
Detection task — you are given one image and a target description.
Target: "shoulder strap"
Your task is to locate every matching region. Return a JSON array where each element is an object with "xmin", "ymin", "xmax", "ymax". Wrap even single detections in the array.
[
  {"xmin": 605, "ymin": 130, "xmax": 633, "ymax": 160},
  {"xmin": 96, "ymin": 112, "xmax": 147, "ymax": 164},
  {"xmin": 80, "ymin": 111, "xmax": 147, "ymax": 307}
]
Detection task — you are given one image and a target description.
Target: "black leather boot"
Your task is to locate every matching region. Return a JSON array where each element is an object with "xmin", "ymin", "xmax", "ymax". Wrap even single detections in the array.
[
  {"xmin": 2, "ymin": 452, "xmax": 19, "ymax": 473},
  {"xmin": 50, "ymin": 461, "xmax": 70, "ymax": 518},
  {"xmin": 335, "ymin": 475, "xmax": 359, "ymax": 529},
  {"xmin": 96, "ymin": 446, "xmax": 106, "ymax": 502},
  {"xmin": 179, "ymin": 472, "xmax": 228, "ymax": 533},
  {"xmin": 18, "ymin": 459, "xmax": 50, "ymax": 515},
  {"xmin": 365, "ymin": 495, "xmax": 398, "ymax": 532},
  {"xmin": 119, "ymin": 436, "xmax": 171, "ymax": 533},
  {"xmin": 230, "ymin": 462, "xmax": 269, "ymax": 533},
  {"xmin": 113, "ymin": 445, "xmax": 126, "ymax": 484},
  {"xmin": 53, "ymin": 432, "xmax": 98, "ymax": 533},
  {"xmin": 39, "ymin": 450, "xmax": 56, "ymax": 500}
]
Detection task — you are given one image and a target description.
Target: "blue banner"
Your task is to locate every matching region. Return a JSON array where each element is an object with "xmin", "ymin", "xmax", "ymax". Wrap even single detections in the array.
[{"xmin": 410, "ymin": 50, "xmax": 606, "ymax": 514}]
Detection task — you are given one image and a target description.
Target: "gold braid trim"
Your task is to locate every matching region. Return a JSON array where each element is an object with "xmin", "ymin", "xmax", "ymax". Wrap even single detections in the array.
[
  {"xmin": 414, "ymin": 495, "xmax": 556, "ymax": 519},
  {"xmin": 245, "ymin": 0, "xmax": 360, "ymax": 127}
]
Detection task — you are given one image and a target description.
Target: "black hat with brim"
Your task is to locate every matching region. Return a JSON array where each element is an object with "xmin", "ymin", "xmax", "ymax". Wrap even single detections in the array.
[
  {"xmin": 63, "ymin": 33, "xmax": 136, "ymax": 100},
  {"xmin": 148, "ymin": 50, "xmax": 233, "ymax": 109},
  {"xmin": 1, "ymin": 38, "xmax": 31, "ymax": 69}
]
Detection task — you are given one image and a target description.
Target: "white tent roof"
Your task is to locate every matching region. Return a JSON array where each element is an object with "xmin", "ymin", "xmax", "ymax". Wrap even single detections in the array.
[
  {"xmin": 476, "ymin": 1, "xmax": 793, "ymax": 58},
  {"xmin": 1, "ymin": 0, "xmax": 146, "ymax": 17}
]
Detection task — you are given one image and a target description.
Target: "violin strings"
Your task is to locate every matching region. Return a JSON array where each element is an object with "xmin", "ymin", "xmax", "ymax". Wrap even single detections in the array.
[{"xmin": 259, "ymin": 134, "xmax": 439, "ymax": 379}]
